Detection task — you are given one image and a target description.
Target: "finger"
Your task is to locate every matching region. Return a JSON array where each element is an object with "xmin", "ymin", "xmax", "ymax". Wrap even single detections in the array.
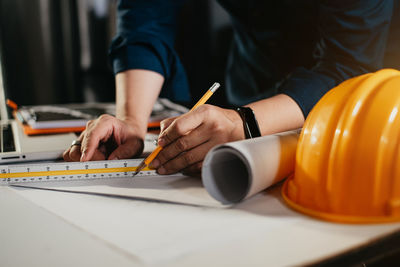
[
  {"xmin": 80, "ymin": 116, "xmax": 114, "ymax": 161},
  {"xmin": 73, "ymin": 144, "xmax": 106, "ymax": 162},
  {"xmin": 160, "ymin": 117, "xmax": 177, "ymax": 133},
  {"xmin": 63, "ymin": 148, "xmax": 72, "ymax": 161},
  {"xmin": 66, "ymin": 143, "xmax": 107, "ymax": 162},
  {"xmin": 63, "ymin": 131, "xmax": 86, "ymax": 161},
  {"xmin": 157, "ymin": 140, "xmax": 213, "ymax": 175},
  {"xmin": 90, "ymin": 149, "xmax": 107, "ymax": 161},
  {"xmin": 158, "ymin": 105, "xmax": 211, "ymax": 147},
  {"xmin": 108, "ymin": 138, "xmax": 144, "ymax": 160},
  {"xmin": 68, "ymin": 144, "xmax": 83, "ymax": 161},
  {"xmin": 181, "ymin": 162, "xmax": 203, "ymax": 176},
  {"xmin": 154, "ymin": 122, "xmax": 211, "ymax": 167}
]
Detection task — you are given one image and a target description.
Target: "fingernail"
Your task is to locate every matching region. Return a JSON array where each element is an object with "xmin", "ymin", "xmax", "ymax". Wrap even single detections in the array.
[
  {"xmin": 80, "ymin": 152, "xmax": 86, "ymax": 161},
  {"xmin": 109, "ymin": 156, "xmax": 119, "ymax": 160},
  {"xmin": 149, "ymin": 159, "xmax": 160, "ymax": 168},
  {"xmin": 158, "ymin": 166, "xmax": 166, "ymax": 175},
  {"xmin": 158, "ymin": 137, "xmax": 166, "ymax": 147}
]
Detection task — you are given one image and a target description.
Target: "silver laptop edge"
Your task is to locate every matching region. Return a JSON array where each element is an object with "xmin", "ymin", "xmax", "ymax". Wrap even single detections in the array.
[{"xmin": 0, "ymin": 49, "xmax": 8, "ymax": 123}]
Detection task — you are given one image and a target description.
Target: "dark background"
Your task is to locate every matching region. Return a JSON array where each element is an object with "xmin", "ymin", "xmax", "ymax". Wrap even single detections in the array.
[{"xmin": 0, "ymin": 0, "xmax": 232, "ymax": 107}]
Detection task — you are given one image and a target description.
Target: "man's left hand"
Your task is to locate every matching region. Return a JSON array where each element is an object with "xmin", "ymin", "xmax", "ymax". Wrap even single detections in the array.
[{"xmin": 150, "ymin": 104, "xmax": 244, "ymax": 175}]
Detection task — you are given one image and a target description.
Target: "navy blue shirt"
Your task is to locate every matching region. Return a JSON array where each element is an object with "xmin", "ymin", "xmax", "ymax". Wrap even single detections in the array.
[{"xmin": 109, "ymin": 0, "xmax": 400, "ymax": 117}]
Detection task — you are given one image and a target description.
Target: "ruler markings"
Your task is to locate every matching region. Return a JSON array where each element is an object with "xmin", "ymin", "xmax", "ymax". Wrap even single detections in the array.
[
  {"xmin": 0, "ymin": 159, "xmax": 155, "ymax": 184},
  {"xmin": 0, "ymin": 167, "xmax": 153, "ymax": 179}
]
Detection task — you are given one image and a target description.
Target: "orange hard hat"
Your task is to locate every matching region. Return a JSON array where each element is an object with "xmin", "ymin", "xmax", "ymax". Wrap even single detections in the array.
[{"xmin": 282, "ymin": 69, "xmax": 400, "ymax": 223}]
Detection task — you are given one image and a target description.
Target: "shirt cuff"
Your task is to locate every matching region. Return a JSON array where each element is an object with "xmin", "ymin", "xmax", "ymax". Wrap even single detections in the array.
[{"xmin": 111, "ymin": 43, "xmax": 165, "ymax": 77}]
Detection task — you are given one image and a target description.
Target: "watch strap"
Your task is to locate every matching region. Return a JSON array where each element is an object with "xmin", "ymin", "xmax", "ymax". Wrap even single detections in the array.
[{"xmin": 235, "ymin": 107, "xmax": 261, "ymax": 139}]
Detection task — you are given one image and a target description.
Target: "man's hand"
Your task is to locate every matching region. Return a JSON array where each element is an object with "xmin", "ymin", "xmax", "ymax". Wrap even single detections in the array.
[
  {"xmin": 63, "ymin": 114, "xmax": 144, "ymax": 162},
  {"xmin": 149, "ymin": 104, "xmax": 244, "ymax": 175}
]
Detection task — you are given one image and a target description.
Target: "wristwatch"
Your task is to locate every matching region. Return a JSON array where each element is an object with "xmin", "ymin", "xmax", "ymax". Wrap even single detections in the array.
[{"xmin": 235, "ymin": 107, "xmax": 261, "ymax": 139}]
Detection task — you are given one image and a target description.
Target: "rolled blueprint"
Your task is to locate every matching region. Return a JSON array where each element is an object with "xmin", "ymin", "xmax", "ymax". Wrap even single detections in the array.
[{"xmin": 202, "ymin": 130, "xmax": 300, "ymax": 204}]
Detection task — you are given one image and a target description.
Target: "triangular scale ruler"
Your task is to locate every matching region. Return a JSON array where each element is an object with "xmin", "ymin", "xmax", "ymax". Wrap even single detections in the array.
[{"xmin": 0, "ymin": 159, "xmax": 153, "ymax": 185}]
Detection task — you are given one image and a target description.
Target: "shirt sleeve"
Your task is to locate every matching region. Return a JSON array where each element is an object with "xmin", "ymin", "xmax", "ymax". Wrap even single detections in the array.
[
  {"xmin": 108, "ymin": 0, "xmax": 190, "ymax": 102},
  {"xmin": 279, "ymin": 0, "xmax": 394, "ymax": 117}
]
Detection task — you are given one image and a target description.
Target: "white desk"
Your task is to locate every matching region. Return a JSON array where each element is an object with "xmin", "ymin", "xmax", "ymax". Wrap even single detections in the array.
[{"xmin": 2, "ymin": 183, "xmax": 400, "ymax": 267}]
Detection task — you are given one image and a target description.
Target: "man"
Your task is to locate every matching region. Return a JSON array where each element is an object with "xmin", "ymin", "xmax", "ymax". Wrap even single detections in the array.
[{"xmin": 64, "ymin": 0, "xmax": 399, "ymax": 175}]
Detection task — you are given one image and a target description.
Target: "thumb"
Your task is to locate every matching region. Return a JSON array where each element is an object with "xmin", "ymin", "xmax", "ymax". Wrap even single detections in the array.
[{"xmin": 108, "ymin": 139, "xmax": 144, "ymax": 160}]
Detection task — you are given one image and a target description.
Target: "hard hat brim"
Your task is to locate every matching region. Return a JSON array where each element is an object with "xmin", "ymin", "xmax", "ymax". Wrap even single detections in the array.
[{"xmin": 282, "ymin": 176, "xmax": 400, "ymax": 224}]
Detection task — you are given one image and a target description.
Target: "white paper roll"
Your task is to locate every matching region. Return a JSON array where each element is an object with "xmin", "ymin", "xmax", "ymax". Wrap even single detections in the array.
[{"xmin": 202, "ymin": 130, "xmax": 300, "ymax": 204}]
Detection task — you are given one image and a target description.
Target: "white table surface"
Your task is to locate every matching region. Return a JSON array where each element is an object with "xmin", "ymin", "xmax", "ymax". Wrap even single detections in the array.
[{"xmin": 2, "ymin": 183, "xmax": 400, "ymax": 267}]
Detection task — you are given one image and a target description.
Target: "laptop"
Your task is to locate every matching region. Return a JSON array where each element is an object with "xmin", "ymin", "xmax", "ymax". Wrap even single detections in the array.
[{"xmin": 0, "ymin": 43, "xmax": 77, "ymax": 164}]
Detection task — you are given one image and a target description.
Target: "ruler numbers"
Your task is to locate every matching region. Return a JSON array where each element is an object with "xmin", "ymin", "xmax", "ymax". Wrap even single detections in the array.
[
  {"xmin": 1, "ymin": 159, "xmax": 154, "ymax": 185},
  {"xmin": 0, "ymin": 167, "xmax": 8, "ymax": 185}
]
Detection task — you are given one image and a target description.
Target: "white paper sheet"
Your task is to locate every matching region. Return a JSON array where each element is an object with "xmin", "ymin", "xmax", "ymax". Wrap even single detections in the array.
[
  {"xmin": 11, "ymin": 184, "xmax": 400, "ymax": 266},
  {"xmin": 13, "ymin": 173, "xmax": 223, "ymax": 207},
  {"xmin": 10, "ymin": 184, "xmax": 302, "ymax": 265}
]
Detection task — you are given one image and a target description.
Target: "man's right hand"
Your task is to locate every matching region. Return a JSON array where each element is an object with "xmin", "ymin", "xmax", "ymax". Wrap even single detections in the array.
[{"xmin": 63, "ymin": 114, "xmax": 145, "ymax": 162}]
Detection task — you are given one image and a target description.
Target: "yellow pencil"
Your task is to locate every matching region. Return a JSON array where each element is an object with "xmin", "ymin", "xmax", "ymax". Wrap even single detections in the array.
[{"xmin": 133, "ymin": 82, "xmax": 220, "ymax": 176}]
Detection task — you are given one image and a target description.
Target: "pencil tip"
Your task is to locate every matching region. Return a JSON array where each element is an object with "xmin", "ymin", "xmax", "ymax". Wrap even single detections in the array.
[{"xmin": 133, "ymin": 161, "xmax": 146, "ymax": 177}]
